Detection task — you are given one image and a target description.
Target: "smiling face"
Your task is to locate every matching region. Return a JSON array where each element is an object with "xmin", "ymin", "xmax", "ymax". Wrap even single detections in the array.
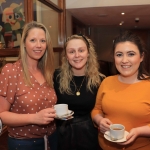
[
  {"xmin": 66, "ymin": 39, "xmax": 89, "ymax": 75},
  {"xmin": 114, "ymin": 41, "xmax": 144, "ymax": 79},
  {"xmin": 25, "ymin": 28, "xmax": 47, "ymax": 63}
]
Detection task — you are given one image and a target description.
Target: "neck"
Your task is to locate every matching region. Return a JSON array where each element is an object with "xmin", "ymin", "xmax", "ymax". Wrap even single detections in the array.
[
  {"xmin": 26, "ymin": 56, "xmax": 39, "ymax": 71},
  {"xmin": 28, "ymin": 66, "xmax": 38, "ymax": 71},
  {"xmin": 73, "ymin": 73, "xmax": 85, "ymax": 76},
  {"xmin": 27, "ymin": 62, "xmax": 38, "ymax": 71},
  {"xmin": 118, "ymin": 74, "xmax": 140, "ymax": 84},
  {"xmin": 72, "ymin": 68, "xmax": 85, "ymax": 76}
]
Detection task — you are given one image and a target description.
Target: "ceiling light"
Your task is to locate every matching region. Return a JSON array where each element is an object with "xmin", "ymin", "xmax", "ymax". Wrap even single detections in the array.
[
  {"xmin": 119, "ymin": 21, "xmax": 124, "ymax": 25},
  {"xmin": 121, "ymin": 12, "xmax": 125, "ymax": 15},
  {"xmin": 135, "ymin": 18, "xmax": 139, "ymax": 23}
]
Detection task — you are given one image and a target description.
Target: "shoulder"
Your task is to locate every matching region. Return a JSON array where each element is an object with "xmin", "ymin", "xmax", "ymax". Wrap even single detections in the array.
[
  {"xmin": 54, "ymin": 68, "xmax": 60, "ymax": 77},
  {"xmin": 99, "ymin": 73, "xmax": 106, "ymax": 81},
  {"xmin": 98, "ymin": 75, "xmax": 118, "ymax": 91},
  {"xmin": 54, "ymin": 68, "xmax": 61, "ymax": 83},
  {"xmin": 102, "ymin": 75, "xmax": 118, "ymax": 83},
  {"xmin": 141, "ymin": 79, "xmax": 150, "ymax": 85},
  {"xmin": 1, "ymin": 60, "xmax": 21, "ymax": 75}
]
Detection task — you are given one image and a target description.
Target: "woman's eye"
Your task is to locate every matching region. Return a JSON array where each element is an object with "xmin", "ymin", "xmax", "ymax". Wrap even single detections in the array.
[
  {"xmin": 68, "ymin": 51, "xmax": 74, "ymax": 54},
  {"xmin": 128, "ymin": 53, "xmax": 135, "ymax": 56},
  {"xmin": 79, "ymin": 49, "xmax": 84, "ymax": 52},
  {"xmin": 41, "ymin": 39, "xmax": 46, "ymax": 43},
  {"xmin": 116, "ymin": 53, "xmax": 122, "ymax": 57},
  {"xmin": 30, "ymin": 39, "xmax": 35, "ymax": 42}
]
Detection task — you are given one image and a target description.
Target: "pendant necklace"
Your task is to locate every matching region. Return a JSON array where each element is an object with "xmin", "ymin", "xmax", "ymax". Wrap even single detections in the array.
[{"xmin": 72, "ymin": 76, "xmax": 85, "ymax": 96}]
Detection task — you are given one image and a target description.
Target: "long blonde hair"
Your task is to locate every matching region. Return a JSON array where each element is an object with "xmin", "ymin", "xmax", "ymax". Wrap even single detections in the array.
[
  {"xmin": 58, "ymin": 34, "xmax": 104, "ymax": 94},
  {"xmin": 18, "ymin": 21, "xmax": 54, "ymax": 87}
]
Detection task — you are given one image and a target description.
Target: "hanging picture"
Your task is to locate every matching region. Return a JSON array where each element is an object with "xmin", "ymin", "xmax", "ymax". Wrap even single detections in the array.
[{"xmin": 0, "ymin": 0, "xmax": 25, "ymax": 48}]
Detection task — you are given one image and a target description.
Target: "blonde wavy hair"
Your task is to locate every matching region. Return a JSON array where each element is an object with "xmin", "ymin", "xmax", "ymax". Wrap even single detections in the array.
[
  {"xmin": 18, "ymin": 21, "xmax": 54, "ymax": 88},
  {"xmin": 58, "ymin": 34, "xmax": 104, "ymax": 94}
]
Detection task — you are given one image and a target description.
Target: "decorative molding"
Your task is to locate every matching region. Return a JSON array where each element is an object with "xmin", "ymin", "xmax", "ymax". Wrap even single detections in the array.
[{"xmin": 0, "ymin": 48, "xmax": 19, "ymax": 57}]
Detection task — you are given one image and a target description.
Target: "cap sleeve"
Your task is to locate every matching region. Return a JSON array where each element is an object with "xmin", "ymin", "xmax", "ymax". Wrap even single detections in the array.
[{"xmin": 0, "ymin": 63, "xmax": 18, "ymax": 104}]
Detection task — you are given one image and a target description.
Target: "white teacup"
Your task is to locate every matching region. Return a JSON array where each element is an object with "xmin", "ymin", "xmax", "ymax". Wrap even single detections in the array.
[
  {"xmin": 110, "ymin": 124, "xmax": 125, "ymax": 140},
  {"xmin": 54, "ymin": 104, "xmax": 68, "ymax": 116}
]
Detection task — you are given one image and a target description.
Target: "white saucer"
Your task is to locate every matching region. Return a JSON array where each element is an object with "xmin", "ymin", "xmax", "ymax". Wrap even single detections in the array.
[
  {"xmin": 55, "ymin": 110, "xmax": 74, "ymax": 120},
  {"xmin": 104, "ymin": 131, "xmax": 129, "ymax": 143}
]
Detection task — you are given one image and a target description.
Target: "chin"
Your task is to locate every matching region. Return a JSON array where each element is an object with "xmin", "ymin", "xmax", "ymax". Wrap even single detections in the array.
[
  {"xmin": 74, "ymin": 66, "xmax": 85, "ymax": 70},
  {"xmin": 33, "ymin": 57, "xmax": 42, "ymax": 61}
]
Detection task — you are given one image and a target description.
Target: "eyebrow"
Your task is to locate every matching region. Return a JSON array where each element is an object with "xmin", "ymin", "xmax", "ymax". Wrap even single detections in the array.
[{"xmin": 115, "ymin": 50, "xmax": 136, "ymax": 55}]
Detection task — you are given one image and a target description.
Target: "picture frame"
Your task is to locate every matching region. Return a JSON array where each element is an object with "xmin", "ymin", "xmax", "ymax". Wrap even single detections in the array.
[
  {"xmin": 0, "ymin": 0, "xmax": 25, "ymax": 49},
  {"xmin": 0, "ymin": 0, "xmax": 29, "ymax": 58},
  {"xmin": 0, "ymin": 0, "xmax": 65, "ymax": 58}
]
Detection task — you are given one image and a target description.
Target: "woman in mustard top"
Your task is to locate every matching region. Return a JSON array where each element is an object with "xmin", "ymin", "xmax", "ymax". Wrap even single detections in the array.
[{"xmin": 92, "ymin": 31, "xmax": 150, "ymax": 150}]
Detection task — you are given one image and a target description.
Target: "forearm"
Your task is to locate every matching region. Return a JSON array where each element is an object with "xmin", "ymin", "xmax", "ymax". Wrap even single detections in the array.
[
  {"xmin": 0, "ymin": 96, "xmax": 10, "ymax": 113},
  {"xmin": 137, "ymin": 125, "xmax": 150, "ymax": 137},
  {"xmin": 93, "ymin": 114, "xmax": 104, "ymax": 127},
  {"xmin": 0, "ymin": 111, "xmax": 35, "ymax": 126}
]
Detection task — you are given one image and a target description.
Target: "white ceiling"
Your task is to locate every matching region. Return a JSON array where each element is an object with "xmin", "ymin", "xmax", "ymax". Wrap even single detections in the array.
[
  {"xmin": 66, "ymin": 0, "xmax": 150, "ymax": 8},
  {"xmin": 66, "ymin": 0, "xmax": 150, "ymax": 29}
]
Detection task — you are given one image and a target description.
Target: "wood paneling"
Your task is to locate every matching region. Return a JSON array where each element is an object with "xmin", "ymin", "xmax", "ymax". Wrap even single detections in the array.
[
  {"xmin": 0, "ymin": 49, "xmax": 19, "ymax": 57},
  {"xmin": 24, "ymin": 0, "xmax": 33, "ymax": 23}
]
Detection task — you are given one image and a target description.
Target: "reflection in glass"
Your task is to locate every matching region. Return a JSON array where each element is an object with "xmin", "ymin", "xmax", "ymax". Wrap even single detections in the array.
[
  {"xmin": 34, "ymin": 0, "xmax": 59, "ymax": 47},
  {"xmin": 50, "ymin": 0, "xmax": 58, "ymax": 6}
]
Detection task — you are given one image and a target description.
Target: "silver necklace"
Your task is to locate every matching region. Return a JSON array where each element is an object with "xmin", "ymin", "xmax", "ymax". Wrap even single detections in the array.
[{"xmin": 72, "ymin": 76, "xmax": 85, "ymax": 96}]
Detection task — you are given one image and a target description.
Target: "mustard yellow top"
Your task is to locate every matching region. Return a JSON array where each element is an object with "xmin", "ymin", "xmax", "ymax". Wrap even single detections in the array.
[{"xmin": 91, "ymin": 75, "xmax": 150, "ymax": 150}]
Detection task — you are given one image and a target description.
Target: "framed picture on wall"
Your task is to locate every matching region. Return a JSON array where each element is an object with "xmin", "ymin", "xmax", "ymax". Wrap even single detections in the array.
[
  {"xmin": 0, "ymin": 0, "xmax": 65, "ymax": 60},
  {"xmin": 0, "ymin": 0, "xmax": 25, "ymax": 49}
]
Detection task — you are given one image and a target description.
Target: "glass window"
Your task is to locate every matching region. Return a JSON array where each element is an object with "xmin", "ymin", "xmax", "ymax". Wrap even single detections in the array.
[
  {"xmin": 34, "ymin": 0, "xmax": 59, "ymax": 47},
  {"xmin": 50, "ymin": 0, "xmax": 58, "ymax": 6}
]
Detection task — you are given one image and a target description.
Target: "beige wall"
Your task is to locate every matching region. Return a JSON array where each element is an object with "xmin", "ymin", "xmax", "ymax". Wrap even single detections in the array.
[{"xmin": 66, "ymin": 10, "xmax": 72, "ymax": 37}]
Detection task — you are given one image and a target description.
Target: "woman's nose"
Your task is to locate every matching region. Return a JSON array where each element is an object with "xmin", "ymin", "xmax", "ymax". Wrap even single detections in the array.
[
  {"xmin": 75, "ymin": 51, "xmax": 79, "ymax": 57},
  {"xmin": 36, "ymin": 41, "xmax": 41, "ymax": 47},
  {"xmin": 122, "ymin": 56, "xmax": 128, "ymax": 63}
]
